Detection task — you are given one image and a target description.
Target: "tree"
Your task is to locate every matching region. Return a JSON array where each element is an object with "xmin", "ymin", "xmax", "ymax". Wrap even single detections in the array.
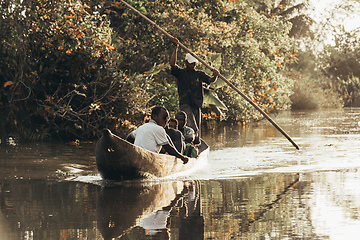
[
  {"xmin": 289, "ymin": 0, "xmax": 360, "ymax": 109},
  {"xmin": 108, "ymin": 0, "xmax": 298, "ymax": 122},
  {"xmin": 0, "ymin": 0, "xmax": 301, "ymax": 140},
  {"xmin": 0, "ymin": 0, "xmax": 153, "ymax": 140},
  {"xmin": 320, "ymin": 27, "xmax": 360, "ymax": 106},
  {"xmin": 244, "ymin": 0, "xmax": 314, "ymax": 38}
]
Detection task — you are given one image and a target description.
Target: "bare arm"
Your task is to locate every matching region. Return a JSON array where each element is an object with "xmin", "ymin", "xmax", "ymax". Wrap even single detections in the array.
[
  {"xmin": 163, "ymin": 135, "xmax": 189, "ymax": 164},
  {"xmin": 208, "ymin": 68, "xmax": 220, "ymax": 83},
  {"xmin": 163, "ymin": 144, "xmax": 189, "ymax": 164},
  {"xmin": 170, "ymin": 37, "xmax": 179, "ymax": 67}
]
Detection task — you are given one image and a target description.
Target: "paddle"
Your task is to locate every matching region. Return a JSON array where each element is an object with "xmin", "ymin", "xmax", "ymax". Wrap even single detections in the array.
[{"xmin": 119, "ymin": 0, "xmax": 300, "ymax": 150}]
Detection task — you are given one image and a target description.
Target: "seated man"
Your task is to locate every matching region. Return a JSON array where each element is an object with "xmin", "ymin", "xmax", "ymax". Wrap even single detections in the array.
[
  {"xmin": 166, "ymin": 118, "xmax": 185, "ymax": 154},
  {"xmin": 175, "ymin": 111, "xmax": 195, "ymax": 144},
  {"xmin": 126, "ymin": 106, "xmax": 189, "ymax": 164}
]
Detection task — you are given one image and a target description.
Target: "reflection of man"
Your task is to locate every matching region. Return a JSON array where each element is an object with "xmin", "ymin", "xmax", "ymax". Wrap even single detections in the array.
[
  {"xmin": 179, "ymin": 181, "xmax": 204, "ymax": 240},
  {"xmin": 139, "ymin": 209, "xmax": 170, "ymax": 236},
  {"xmin": 126, "ymin": 106, "xmax": 189, "ymax": 164},
  {"xmin": 170, "ymin": 37, "xmax": 219, "ymax": 143}
]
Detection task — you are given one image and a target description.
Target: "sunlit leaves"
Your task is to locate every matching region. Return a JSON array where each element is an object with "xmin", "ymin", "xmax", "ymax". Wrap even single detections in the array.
[
  {"xmin": 109, "ymin": 0, "xmax": 296, "ymax": 122},
  {"xmin": 0, "ymin": 0, "xmax": 300, "ymax": 140},
  {"xmin": 3, "ymin": 81, "xmax": 13, "ymax": 88},
  {"xmin": 0, "ymin": 0, "xmax": 123, "ymax": 140}
]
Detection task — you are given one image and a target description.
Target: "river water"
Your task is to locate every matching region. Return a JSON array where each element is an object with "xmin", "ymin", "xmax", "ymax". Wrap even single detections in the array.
[{"xmin": 1, "ymin": 108, "xmax": 360, "ymax": 240}]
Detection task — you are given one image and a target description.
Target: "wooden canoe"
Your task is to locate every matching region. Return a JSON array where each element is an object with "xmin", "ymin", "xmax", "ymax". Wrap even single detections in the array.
[{"xmin": 95, "ymin": 129, "xmax": 209, "ymax": 180}]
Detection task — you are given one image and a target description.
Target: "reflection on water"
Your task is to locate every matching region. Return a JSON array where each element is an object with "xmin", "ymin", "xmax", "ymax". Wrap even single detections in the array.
[
  {"xmin": 97, "ymin": 181, "xmax": 203, "ymax": 240},
  {"xmin": 0, "ymin": 180, "xmax": 100, "ymax": 239},
  {"xmin": 202, "ymin": 173, "xmax": 301, "ymax": 239},
  {"xmin": 0, "ymin": 142, "xmax": 97, "ymax": 180},
  {"xmin": 197, "ymin": 108, "xmax": 360, "ymax": 180},
  {"xmin": 1, "ymin": 175, "xmax": 304, "ymax": 239},
  {"xmin": 1, "ymin": 108, "xmax": 360, "ymax": 239},
  {"xmin": 302, "ymin": 171, "xmax": 360, "ymax": 239}
]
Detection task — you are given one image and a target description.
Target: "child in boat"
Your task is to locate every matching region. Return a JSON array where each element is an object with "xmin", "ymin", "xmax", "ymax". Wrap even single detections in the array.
[
  {"xmin": 175, "ymin": 111, "xmax": 199, "ymax": 158},
  {"xmin": 166, "ymin": 118, "xmax": 185, "ymax": 154},
  {"xmin": 175, "ymin": 111, "xmax": 195, "ymax": 145}
]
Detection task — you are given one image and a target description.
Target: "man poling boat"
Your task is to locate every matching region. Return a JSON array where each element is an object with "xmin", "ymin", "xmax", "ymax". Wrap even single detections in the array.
[
  {"xmin": 94, "ymin": 0, "xmax": 300, "ymax": 181},
  {"xmin": 118, "ymin": 0, "xmax": 299, "ymax": 150},
  {"xmin": 170, "ymin": 37, "xmax": 220, "ymax": 145}
]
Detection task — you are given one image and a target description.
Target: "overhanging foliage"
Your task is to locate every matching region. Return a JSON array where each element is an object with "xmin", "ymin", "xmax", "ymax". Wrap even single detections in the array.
[{"xmin": 1, "ymin": 0, "xmax": 304, "ymax": 141}]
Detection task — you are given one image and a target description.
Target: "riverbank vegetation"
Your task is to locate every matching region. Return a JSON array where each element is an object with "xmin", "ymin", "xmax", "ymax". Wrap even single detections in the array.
[{"xmin": 1, "ymin": 0, "xmax": 359, "ymax": 141}]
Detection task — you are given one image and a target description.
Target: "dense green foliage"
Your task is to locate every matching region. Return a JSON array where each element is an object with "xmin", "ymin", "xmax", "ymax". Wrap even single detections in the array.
[
  {"xmin": 289, "ymin": 1, "xmax": 360, "ymax": 109},
  {"xmin": 0, "ymin": 0, "xmax": 153, "ymax": 140},
  {"xmin": 0, "ymin": 0, "xmax": 300, "ymax": 141},
  {"xmin": 2, "ymin": 0, "xmax": 357, "ymax": 141},
  {"xmin": 288, "ymin": 49, "xmax": 343, "ymax": 109},
  {"xmin": 109, "ymin": 0, "xmax": 298, "ymax": 120},
  {"xmin": 289, "ymin": 2, "xmax": 360, "ymax": 109},
  {"xmin": 320, "ymin": 28, "xmax": 360, "ymax": 107}
]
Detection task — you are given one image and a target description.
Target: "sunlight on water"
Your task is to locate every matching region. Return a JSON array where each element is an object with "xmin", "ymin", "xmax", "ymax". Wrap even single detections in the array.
[
  {"xmin": 196, "ymin": 108, "xmax": 360, "ymax": 239},
  {"xmin": 198, "ymin": 108, "xmax": 360, "ymax": 181},
  {"xmin": 302, "ymin": 171, "xmax": 360, "ymax": 240}
]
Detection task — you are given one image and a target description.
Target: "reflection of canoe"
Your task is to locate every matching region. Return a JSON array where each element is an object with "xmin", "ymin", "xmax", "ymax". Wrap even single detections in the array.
[
  {"xmin": 95, "ymin": 129, "xmax": 209, "ymax": 180},
  {"xmin": 97, "ymin": 181, "xmax": 203, "ymax": 240}
]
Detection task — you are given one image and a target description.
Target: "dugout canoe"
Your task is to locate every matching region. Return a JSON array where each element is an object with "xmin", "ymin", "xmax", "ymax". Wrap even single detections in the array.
[{"xmin": 95, "ymin": 129, "xmax": 209, "ymax": 180}]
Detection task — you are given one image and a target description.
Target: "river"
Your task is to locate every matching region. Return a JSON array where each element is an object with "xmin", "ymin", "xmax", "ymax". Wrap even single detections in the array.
[{"xmin": 1, "ymin": 108, "xmax": 360, "ymax": 240}]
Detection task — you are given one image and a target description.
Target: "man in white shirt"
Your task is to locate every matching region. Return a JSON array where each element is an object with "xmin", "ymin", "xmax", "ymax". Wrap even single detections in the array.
[{"xmin": 126, "ymin": 106, "xmax": 189, "ymax": 164}]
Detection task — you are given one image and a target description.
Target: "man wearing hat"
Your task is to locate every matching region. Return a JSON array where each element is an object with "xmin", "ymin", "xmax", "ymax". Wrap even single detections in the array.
[{"xmin": 170, "ymin": 37, "xmax": 219, "ymax": 144}]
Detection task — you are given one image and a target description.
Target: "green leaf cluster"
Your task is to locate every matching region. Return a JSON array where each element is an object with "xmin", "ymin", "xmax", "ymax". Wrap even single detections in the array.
[
  {"xmin": 0, "ymin": 0, "xmax": 152, "ymax": 140},
  {"xmin": 107, "ymin": 0, "xmax": 298, "ymax": 122},
  {"xmin": 0, "ymin": 0, "xmax": 301, "ymax": 141}
]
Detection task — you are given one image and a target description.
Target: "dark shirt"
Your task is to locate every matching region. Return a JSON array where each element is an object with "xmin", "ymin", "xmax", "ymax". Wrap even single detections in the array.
[
  {"xmin": 167, "ymin": 128, "xmax": 185, "ymax": 154},
  {"xmin": 171, "ymin": 66, "xmax": 211, "ymax": 108}
]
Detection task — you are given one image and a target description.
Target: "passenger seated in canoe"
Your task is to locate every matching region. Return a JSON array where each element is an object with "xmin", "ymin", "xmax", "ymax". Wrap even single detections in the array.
[
  {"xmin": 175, "ymin": 111, "xmax": 195, "ymax": 144},
  {"xmin": 166, "ymin": 118, "xmax": 185, "ymax": 154},
  {"xmin": 168, "ymin": 117, "xmax": 178, "ymax": 130},
  {"xmin": 126, "ymin": 106, "xmax": 189, "ymax": 164},
  {"xmin": 175, "ymin": 111, "xmax": 199, "ymax": 158}
]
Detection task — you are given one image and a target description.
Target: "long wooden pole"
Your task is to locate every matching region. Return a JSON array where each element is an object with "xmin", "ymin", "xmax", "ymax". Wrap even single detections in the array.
[{"xmin": 120, "ymin": 0, "xmax": 299, "ymax": 150}]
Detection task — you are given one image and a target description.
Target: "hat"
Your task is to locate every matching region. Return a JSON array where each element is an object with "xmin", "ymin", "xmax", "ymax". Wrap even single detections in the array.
[{"xmin": 185, "ymin": 53, "xmax": 198, "ymax": 64}]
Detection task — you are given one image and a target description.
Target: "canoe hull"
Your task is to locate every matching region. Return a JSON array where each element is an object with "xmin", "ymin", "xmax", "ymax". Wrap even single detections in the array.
[{"xmin": 95, "ymin": 129, "xmax": 208, "ymax": 180}]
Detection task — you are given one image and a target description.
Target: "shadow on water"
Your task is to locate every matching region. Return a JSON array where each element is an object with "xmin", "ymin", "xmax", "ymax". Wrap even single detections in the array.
[{"xmin": 0, "ymin": 141, "xmax": 98, "ymax": 180}]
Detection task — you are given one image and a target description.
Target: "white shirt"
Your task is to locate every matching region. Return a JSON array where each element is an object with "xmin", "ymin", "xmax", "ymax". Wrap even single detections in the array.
[
  {"xmin": 139, "ymin": 210, "xmax": 169, "ymax": 235},
  {"xmin": 130, "ymin": 119, "xmax": 169, "ymax": 153}
]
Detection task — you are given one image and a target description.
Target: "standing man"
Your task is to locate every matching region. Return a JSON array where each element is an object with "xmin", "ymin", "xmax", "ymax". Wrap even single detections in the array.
[
  {"xmin": 126, "ymin": 106, "xmax": 189, "ymax": 164},
  {"xmin": 170, "ymin": 37, "xmax": 219, "ymax": 144}
]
